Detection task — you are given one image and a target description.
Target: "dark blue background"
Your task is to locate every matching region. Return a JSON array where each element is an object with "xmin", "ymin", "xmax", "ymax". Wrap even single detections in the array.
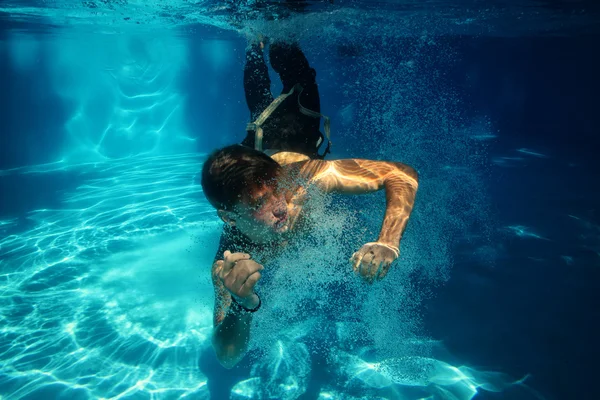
[{"xmin": 424, "ymin": 35, "xmax": 600, "ymax": 400}]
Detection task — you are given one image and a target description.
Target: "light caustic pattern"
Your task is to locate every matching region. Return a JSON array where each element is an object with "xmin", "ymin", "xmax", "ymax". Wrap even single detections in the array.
[
  {"xmin": 229, "ymin": 324, "xmax": 524, "ymax": 399},
  {"xmin": 46, "ymin": 33, "xmax": 195, "ymax": 161},
  {"xmin": 0, "ymin": 154, "xmax": 217, "ymax": 399}
]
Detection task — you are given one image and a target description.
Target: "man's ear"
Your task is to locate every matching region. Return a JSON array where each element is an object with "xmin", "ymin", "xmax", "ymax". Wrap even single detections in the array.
[{"xmin": 217, "ymin": 209, "xmax": 236, "ymax": 226}]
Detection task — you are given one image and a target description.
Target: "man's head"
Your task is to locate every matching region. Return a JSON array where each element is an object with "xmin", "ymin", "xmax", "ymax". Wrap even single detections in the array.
[{"xmin": 201, "ymin": 145, "xmax": 290, "ymax": 241}]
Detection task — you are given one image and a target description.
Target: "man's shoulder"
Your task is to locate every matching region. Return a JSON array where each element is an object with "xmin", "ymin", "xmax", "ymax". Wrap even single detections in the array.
[{"xmin": 271, "ymin": 151, "xmax": 310, "ymax": 166}]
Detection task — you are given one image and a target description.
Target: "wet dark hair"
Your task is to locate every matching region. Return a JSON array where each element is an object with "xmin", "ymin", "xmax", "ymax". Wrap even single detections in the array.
[{"xmin": 201, "ymin": 145, "xmax": 282, "ymax": 210}]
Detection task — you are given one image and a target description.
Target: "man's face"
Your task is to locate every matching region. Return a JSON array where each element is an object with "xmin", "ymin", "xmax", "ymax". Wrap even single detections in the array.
[{"xmin": 229, "ymin": 184, "xmax": 289, "ymax": 241}]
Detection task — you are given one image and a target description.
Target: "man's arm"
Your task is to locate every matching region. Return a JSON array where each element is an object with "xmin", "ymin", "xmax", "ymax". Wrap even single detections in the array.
[
  {"xmin": 301, "ymin": 159, "xmax": 418, "ymax": 246},
  {"xmin": 211, "ymin": 262, "xmax": 252, "ymax": 369},
  {"xmin": 211, "ymin": 251, "xmax": 262, "ymax": 368},
  {"xmin": 299, "ymin": 159, "xmax": 419, "ymax": 280}
]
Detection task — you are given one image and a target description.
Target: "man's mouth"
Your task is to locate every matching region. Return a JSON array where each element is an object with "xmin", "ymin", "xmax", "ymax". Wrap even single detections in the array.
[{"xmin": 274, "ymin": 214, "xmax": 288, "ymax": 230}]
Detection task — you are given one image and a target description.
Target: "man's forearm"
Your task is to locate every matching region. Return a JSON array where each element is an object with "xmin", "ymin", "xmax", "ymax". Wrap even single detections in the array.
[
  {"xmin": 212, "ymin": 309, "xmax": 253, "ymax": 369},
  {"xmin": 377, "ymin": 166, "xmax": 418, "ymax": 247}
]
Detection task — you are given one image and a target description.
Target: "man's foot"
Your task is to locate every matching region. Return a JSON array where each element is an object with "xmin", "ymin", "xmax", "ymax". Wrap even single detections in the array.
[
  {"xmin": 241, "ymin": 28, "xmax": 268, "ymax": 50},
  {"xmin": 257, "ymin": 33, "xmax": 267, "ymax": 50}
]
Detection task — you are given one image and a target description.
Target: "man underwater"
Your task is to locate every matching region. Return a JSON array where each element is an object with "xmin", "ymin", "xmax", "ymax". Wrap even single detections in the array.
[{"xmin": 201, "ymin": 39, "xmax": 419, "ymax": 368}]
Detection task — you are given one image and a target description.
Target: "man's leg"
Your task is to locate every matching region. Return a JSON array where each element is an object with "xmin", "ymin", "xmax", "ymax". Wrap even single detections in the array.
[
  {"xmin": 268, "ymin": 42, "xmax": 324, "ymax": 157},
  {"xmin": 269, "ymin": 42, "xmax": 321, "ymax": 118},
  {"xmin": 243, "ymin": 42, "xmax": 274, "ymax": 122}
]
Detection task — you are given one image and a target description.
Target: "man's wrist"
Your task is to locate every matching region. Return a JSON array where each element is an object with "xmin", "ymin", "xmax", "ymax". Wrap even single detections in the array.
[
  {"xmin": 370, "ymin": 240, "xmax": 400, "ymax": 258},
  {"xmin": 230, "ymin": 293, "xmax": 261, "ymax": 313},
  {"xmin": 377, "ymin": 237, "xmax": 400, "ymax": 247},
  {"xmin": 239, "ymin": 293, "xmax": 260, "ymax": 310}
]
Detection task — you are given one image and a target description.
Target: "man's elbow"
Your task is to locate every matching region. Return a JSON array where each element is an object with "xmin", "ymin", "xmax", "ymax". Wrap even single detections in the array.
[
  {"xmin": 394, "ymin": 162, "xmax": 419, "ymax": 187},
  {"xmin": 212, "ymin": 334, "xmax": 244, "ymax": 369},
  {"xmin": 215, "ymin": 351, "xmax": 240, "ymax": 369},
  {"xmin": 407, "ymin": 165, "xmax": 419, "ymax": 184}
]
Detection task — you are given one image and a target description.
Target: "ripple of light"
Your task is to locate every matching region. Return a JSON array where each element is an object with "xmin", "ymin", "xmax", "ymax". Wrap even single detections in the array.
[
  {"xmin": 43, "ymin": 32, "xmax": 195, "ymax": 161},
  {"xmin": 0, "ymin": 154, "xmax": 217, "ymax": 399}
]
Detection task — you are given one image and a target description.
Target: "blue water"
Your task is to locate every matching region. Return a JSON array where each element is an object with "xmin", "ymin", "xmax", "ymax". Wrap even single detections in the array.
[{"xmin": 1, "ymin": 1, "xmax": 599, "ymax": 399}]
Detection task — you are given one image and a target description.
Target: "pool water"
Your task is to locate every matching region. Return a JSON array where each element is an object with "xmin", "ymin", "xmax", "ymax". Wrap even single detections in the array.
[{"xmin": 1, "ymin": 1, "xmax": 599, "ymax": 399}]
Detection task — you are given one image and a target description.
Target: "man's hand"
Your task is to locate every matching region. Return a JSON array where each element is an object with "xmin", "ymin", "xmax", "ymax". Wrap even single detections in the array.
[
  {"xmin": 350, "ymin": 242, "xmax": 400, "ymax": 283},
  {"xmin": 214, "ymin": 250, "xmax": 263, "ymax": 309}
]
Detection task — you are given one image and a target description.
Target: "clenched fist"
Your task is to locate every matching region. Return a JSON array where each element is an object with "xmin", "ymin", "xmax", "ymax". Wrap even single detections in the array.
[
  {"xmin": 213, "ymin": 250, "xmax": 263, "ymax": 309},
  {"xmin": 350, "ymin": 242, "xmax": 399, "ymax": 283}
]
